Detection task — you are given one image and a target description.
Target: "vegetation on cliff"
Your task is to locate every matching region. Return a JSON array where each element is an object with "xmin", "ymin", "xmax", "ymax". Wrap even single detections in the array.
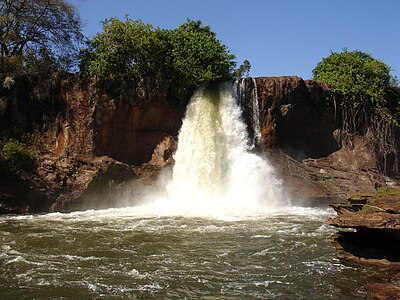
[
  {"xmin": 313, "ymin": 49, "xmax": 400, "ymax": 173},
  {"xmin": 80, "ymin": 18, "xmax": 236, "ymax": 88},
  {"xmin": 0, "ymin": 138, "xmax": 35, "ymax": 176}
]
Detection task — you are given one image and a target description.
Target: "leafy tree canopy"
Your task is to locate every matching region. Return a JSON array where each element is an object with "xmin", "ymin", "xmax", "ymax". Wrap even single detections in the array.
[
  {"xmin": 0, "ymin": 0, "xmax": 83, "ymax": 76},
  {"xmin": 80, "ymin": 18, "xmax": 236, "ymax": 87},
  {"xmin": 312, "ymin": 49, "xmax": 397, "ymax": 109},
  {"xmin": 80, "ymin": 18, "xmax": 168, "ymax": 79},
  {"xmin": 169, "ymin": 20, "xmax": 235, "ymax": 86}
]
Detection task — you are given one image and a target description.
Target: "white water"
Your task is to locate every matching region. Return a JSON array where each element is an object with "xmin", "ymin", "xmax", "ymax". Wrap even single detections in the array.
[
  {"xmin": 134, "ymin": 83, "xmax": 288, "ymax": 219},
  {"xmin": 251, "ymin": 78, "xmax": 262, "ymax": 145}
]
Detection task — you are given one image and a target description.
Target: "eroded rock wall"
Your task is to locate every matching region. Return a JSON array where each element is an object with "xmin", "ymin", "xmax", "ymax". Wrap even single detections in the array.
[
  {"xmin": 240, "ymin": 76, "xmax": 399, "ymax": 204},
  {"xmin": 0, "ymin": 75, "xmax": 187, "ymax": 212}
]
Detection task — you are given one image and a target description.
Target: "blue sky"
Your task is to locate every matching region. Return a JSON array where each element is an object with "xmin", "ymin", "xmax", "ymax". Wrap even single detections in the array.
[{"xmin": 70, "ymin": 0, "xmax": 400, "ymax": 80}]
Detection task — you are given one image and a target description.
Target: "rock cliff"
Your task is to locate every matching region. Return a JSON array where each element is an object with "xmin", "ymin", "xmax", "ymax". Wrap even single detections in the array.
[
  {"xmin": 0, "ymin": 75, "xmax": 186, "ymax": 212},
  {"xmin": 0, "ymin": 75, "xmax": 399, "ymax": 212},
  {"xmin": 240, "ymin": 76, "xmax": 399, "ymax": 205}
]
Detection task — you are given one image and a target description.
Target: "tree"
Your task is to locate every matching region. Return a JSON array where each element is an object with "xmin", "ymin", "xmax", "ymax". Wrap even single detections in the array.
[
  {"xmin": 80, "ymin": 18, "xmax": 236, "ymax": 87},
  {"xmin": 312, "ymin": 49, "xmax": 399, "ymax": 173},
  {"xmin": 0, "ymin": 0, "xmax": 83, "ymax": 75},
  {"xmin": 235, "ymin": 59, "xmax": 251, "ymax": 79},
  {"xmin": 80, "ymin": 17, "xmax": 169, "ymax": 79},
  {"xmin": 312, "ymin": 49, "xmax": 397, "ymax": 110},
  {"xmin": 169, "ymin": 19, "xmax": 236, "ymax": 86}
]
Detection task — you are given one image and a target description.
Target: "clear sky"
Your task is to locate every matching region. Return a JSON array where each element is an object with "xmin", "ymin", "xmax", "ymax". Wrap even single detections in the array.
[{"xmin": 70, "ymin": 0, "xmax": 400, "ymax": 80}]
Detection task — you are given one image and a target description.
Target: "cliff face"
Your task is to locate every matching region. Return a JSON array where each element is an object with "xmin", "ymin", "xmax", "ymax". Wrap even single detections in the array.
[
  {"xmin": 241, "ymin": 76, "xmax": 339, "ymax": 158},
  {"xmin": 56, "ymin": 77, "xmax": 185, "ymax": 165},
  {"xmin": 0, "ymin": 75, "xmax": 186, "ymax": 212},
  {"xmin": 240, "ymin": 76, "xmax": 399, "ymax": 204},
  {"xmin": 0, "ymin": 75, "xmax": 398, "ymax": 213}
]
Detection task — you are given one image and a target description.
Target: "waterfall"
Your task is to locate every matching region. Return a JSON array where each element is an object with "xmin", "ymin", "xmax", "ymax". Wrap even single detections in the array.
[
  {"xmin": 251, "ymin": 78, "xmax": 262, "ymax": 146},
  {"xmin": 139, "ymin": 82, "xmax": 285, "ymax": 217}
]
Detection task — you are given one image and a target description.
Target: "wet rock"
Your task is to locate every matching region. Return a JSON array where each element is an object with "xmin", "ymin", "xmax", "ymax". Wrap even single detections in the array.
[
  {"xmin": 148, "ymin": 135, "xmax": 177, "ymax": 167},
  {"xmin": 51, "ymin": 158, "xmax": 138, "ymax": 212},
  {"xmin": 326, "ymin": 189, "xmax": 400, "ymax": 266}
]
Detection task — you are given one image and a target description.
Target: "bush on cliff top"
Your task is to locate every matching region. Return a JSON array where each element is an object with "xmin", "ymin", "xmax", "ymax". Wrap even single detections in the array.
[
  {"xmin": 312, "ymin": 49, "xmax": 398, "ymax": 111},
  {"xmin": 79, "ymin": 18, "xmax": 236, "ymax": 87}
]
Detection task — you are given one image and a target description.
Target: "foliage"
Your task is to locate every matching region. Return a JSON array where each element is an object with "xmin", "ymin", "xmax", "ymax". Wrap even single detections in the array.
[
  {"xmin": 0, "ymin": 139, "xmax": 35, "ymax": 175},
  {"xmin": 80, "ymin": 18, "xmax": 168, "ymax": 79},
  {"xmin": 313, "ymin": 49, "xmax": 400, "ymax": 174},
  {"xmin": 312, "ymin": 49, "xmax": 397, "ymax": 110},
  {"xmin": 80, "ymin": 18, "xmax": 236, "ymax": 87},
  {"xmin": 0, "ymin": 0, "xmax": 83, "ymax": 76},
  {"xmin": 235, "ymin": 60, "xmax": 251, "ymax": 79},
  {"xmin": 168, "ymin": 20, "xmax": 235, "ymax": 86}
]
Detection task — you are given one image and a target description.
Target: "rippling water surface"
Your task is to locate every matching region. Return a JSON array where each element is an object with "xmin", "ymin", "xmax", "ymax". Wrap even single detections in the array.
[{"xmin": 0, "ymin": 207, "xmax": 380, "ymax": 299}]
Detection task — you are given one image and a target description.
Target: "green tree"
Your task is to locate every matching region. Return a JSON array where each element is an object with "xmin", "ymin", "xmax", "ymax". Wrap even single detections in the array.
[
  {"xmin": 169, "ymin": 19, "xmax": 235, "ymax": 86},
  {"xmin": 80, "ymin": 18, "xmax": 236, "ymax": 87},
  {"xmin": 0, "ymin": 0, "xmax": 83, "ymax": 75},
  {"xmin": 80, "ymin": 17, "xmax": 169, "ymax": 79},
  {"xmin": 312, "ymin": 49, "xmax": 397, "ymax": 110}
]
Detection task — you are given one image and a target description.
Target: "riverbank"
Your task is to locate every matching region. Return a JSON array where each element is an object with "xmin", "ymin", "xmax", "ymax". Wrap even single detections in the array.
[{"xmin": 326, "ymin": 188, "xmax": 400, "ymax": 298}]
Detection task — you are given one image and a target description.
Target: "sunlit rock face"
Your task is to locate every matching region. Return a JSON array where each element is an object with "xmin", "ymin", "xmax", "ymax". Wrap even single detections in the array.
[
  {"xmin": 64, "ymin": 76, "xmax": 186, "ymax": 165},
  {"xmin": 0, "ymin": 75, "xmax": 189, "ymax": 213}
]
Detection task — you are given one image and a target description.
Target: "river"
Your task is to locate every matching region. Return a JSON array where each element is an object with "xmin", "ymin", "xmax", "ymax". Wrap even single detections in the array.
[{"xmin": 0, "ymin": 207, "xmax": 381, "ymax": 299}]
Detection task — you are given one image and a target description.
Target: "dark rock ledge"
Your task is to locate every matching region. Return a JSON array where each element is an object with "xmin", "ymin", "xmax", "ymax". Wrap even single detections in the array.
[{"xmin": 325, "ymin": 189, "xmax": 400, "ymax": 299}]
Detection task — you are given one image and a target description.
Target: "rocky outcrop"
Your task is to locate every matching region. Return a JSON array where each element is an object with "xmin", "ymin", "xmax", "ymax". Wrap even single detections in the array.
[
  {"xmin": 326, "ymin": 189, "xmax": 400, "ymax": 266},
  {"xmin": 325, "ymin": 190, "xmax": 400, "ymax": 299},
  {"xmin": 240, "ymin": 76, "xmax": 399, "ymax": 204}
]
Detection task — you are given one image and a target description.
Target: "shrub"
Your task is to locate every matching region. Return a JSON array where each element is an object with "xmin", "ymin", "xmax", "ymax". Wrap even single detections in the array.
[{"xmin": 0, "ymin": 139, "xmax": 35, "ymax": 175}]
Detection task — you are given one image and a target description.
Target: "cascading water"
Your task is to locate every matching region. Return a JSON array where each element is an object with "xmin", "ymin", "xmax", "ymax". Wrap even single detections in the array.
[
  {"xmin": 138, "ymin": 82, "xmax": 287, "ymax": 218},
  {"xmin": 237, "ymin": 78, "xmax": 262, "ymax": 148},
  {"xmin": 251, "ymin": 78, "xmax": 262, "ymax": 146}
]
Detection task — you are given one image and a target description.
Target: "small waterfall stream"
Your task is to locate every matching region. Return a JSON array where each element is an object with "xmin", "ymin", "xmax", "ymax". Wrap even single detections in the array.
[
  {"xmin": 251, "ymin": 78, "xmax": 262, "ymax": 146},
  {"xmin": 237, "ymin": 78, "xmax": 262, "ymax": 148}
]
